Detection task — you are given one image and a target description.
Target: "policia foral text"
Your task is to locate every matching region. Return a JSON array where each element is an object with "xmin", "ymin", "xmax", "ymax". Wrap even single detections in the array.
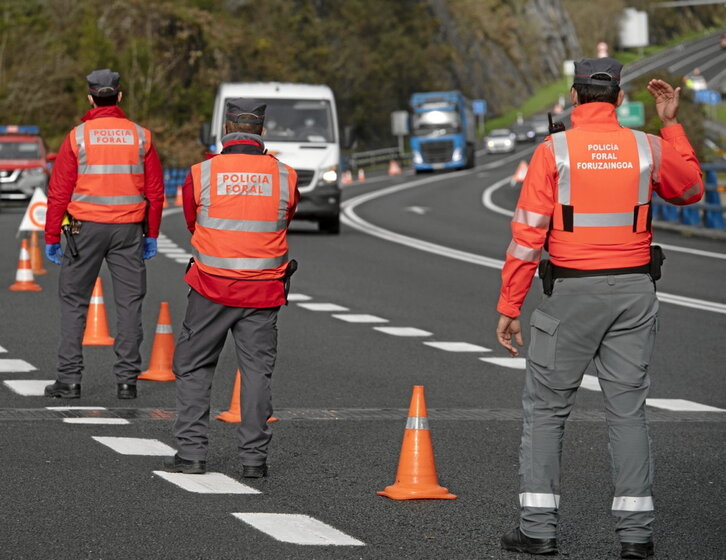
[
  {"xmin": 44, "ymin": 69, "xmax": 164, "ymax": 400},
  {"xmin": 495, "ymin": 58, "xmax": 704, "ymax": 559}
]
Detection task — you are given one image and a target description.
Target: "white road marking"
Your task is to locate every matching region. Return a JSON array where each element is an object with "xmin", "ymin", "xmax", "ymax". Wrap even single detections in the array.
[
  {"xmin": 93, "ymin": 437, "xmax": 176, "ymax": 455},
  {"xmin": 0, "ymin": 345, "xmax": 6, "ymax": 353},
  {"xmin": 174, "ymin": 257, "xmax": 192, "ymax": 263},
  {"xmin": 153, "ymin": 471, "xmax": 261, "ymax": 494},
  {"xmin": 404, "ymin": 206, "xmax": 430, "ymax": 215},
  {"xmin": 479, "ymin": 357, "xmax": 526, "ymax": 369},
  {"xmin": 232, "ymin": 513, "xmax": 364, "ymax": 546},
  {"xmin": 579, "ymin": 374, "xmax": 602, "ymax": 392},
  {"xmin": 287, "ymin": 293, "xmax": 312, "ymax": 301},
  {"xmin": 332, "ymin": 314, "xmax": 388, "ymax": 324},
  {"xmin": 46, "ymin": 406, "xmax": 106, "ymax": 411},
  {"xmin": 0, "ymin": 359, "xmax": 37, "ymax": 372},
  {"xmin": 63, "ymin": 418, "xmax": 130, "ymax": 425},
  {"xmin": 159, "ymin": 248, "xmax": 188, "ymax": 253},
  {"xmin": 3, "ymin": 380, "xmax": 49, "ymax": 395},
  {"xmin": 646, "ymin": 399, "xmax": 725, "ymax": 412},
  {"xmin": 424, "ymin": 341, "xmax": 491, "ymax": 352},
  {"xmin": 297, "ymin": 303, "xmax": 349, "ymax": 312},
  {"xmin": 374, "ymin": 326, "xmax": 433, "ymax": 337}
]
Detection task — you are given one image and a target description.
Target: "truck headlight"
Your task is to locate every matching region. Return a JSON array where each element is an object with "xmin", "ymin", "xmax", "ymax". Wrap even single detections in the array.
[
  {"xmin": 452, "ymin": 148, "xmax": 463, "ymax": 161},
  {"xmin": 413, "ymin": 151, "xmax": 423, "ymax": 164},
  {"xmin": 317, "ymin": 166, "xmax": 337, "ymax": 185}
]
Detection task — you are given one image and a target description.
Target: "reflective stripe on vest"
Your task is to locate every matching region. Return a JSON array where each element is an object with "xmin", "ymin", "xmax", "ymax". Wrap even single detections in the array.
[
  {"xmin": 75, "ymin": 123, "xmax": 145, "ymax": 175},
  {"xmin": 195, "ymin": 159, "xmax": 290, "ymax": 233},
  {"xmin": 191, "ymin": 249, "xmax": 289, "ymax": 270},
  {"xmin": 552, "ymin": 129, "xmax": 653, "ymax": 229}
]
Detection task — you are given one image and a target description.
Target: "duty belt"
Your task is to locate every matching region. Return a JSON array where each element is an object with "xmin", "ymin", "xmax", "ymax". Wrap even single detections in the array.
[{"xmin": 550, "ymin": 263, "xmax": 650, "ymax": 279}]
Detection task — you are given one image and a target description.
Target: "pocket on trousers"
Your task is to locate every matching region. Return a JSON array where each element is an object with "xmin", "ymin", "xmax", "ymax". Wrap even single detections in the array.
[
  {"xmin": 640, "ymin": 316, "xmax": 659, "ymax": 370},
  {"xmin": 528, "ymin": 309, "xmax": 560, "ymax": 369}
]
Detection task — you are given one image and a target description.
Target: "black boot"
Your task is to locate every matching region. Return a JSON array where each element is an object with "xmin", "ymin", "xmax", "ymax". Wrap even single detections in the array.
[
  {"xmin": 44, "ymin": 381, "xmax": 81, "ymax": 399},
  {"xmin": 621, "ymin": 541, "xmax": 654, "ymax": 559},
  {"xmin": 501, "ymin": 527, "xmax": 558, "ymax": 555}
]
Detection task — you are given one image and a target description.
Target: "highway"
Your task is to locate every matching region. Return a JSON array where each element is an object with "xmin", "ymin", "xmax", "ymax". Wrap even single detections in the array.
[{"xmin": 2, "ymin": 35, "xmax": 725, "ymax": 560}]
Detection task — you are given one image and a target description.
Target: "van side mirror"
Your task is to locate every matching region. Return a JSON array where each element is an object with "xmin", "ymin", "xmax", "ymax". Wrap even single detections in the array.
[
  {"xmin": 342, "ymin": 125, "xmax": 356, "ymax": 150},
  {"xmin": 199, "ymin": 122, "xmax": 211, "ymax": 147}
]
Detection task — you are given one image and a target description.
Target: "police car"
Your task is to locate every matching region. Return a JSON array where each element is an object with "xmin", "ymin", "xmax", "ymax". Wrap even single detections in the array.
[{"xmin": 0, "ymin": 125, "xmax": 54, "ymax": 205}]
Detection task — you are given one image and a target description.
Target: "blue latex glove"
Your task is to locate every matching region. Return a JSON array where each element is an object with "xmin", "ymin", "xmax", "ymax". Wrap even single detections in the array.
[
  {"xmin": 45, "ymin": 243, "xmax": 63, "ymax": 265},
  {"xmin": 142, "ymin": 237, "xmax": 157, "ymax": 260}
]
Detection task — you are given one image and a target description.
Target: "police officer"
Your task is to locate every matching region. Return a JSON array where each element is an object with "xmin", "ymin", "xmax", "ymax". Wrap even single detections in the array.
[
  {"xmin": 163, "ymin": 99, "xmax": 299, "ymax": 478},
  {"xmin": 495, "ymin": 58, "xmax": 704, "ymax": 559},
  {"xmin": 44, "ymin": 68, "xmax": 164, "ymax": 400}
]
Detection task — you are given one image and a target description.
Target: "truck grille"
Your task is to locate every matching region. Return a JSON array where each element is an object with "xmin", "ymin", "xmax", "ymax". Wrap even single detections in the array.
[
  {"xmin": 421, "ymin": 140, "xmax": 454, "ymax": 163},
  {"xmin": 295, "ymin": 169, "xmax": 314, "ymax": 188}
]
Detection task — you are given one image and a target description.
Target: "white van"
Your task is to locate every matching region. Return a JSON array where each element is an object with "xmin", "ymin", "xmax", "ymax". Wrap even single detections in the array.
[{"xmin": 202, "ymin": 82, "xmax": 342, "ymax": 233}]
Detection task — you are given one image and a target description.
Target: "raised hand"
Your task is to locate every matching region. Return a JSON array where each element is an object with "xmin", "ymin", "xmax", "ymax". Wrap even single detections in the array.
[{"xmin": 646, "ymin": 79, "xmax": 680, "ymax": 127}]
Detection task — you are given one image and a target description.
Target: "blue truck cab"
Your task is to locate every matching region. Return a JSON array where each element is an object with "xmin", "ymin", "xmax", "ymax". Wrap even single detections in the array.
[{"xmin": 409, "ymin": 91, "xmax": 476, "ymax": 172}]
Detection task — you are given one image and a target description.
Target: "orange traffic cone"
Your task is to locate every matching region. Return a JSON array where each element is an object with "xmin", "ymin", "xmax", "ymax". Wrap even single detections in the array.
[
  {"xmin": 163, "ymin": 194, "xmax": 168, "ymax": 209},
  {"xmin": 216, "ymin": 370, "xmax": 279, "ymax": 424},
  {"xmin": 377, "ymin": 385, "xmax": 456, "ymax": 500},
  {"xmin": 82, "ymin": 278, "xmax": 114, "ymax": 345},
  {"xmin": 9, "ymin": 239, "xmax": 42, "ymax": 292},
  {"xmin": 388, "ymin": 160, "xmax": 402, "ymax": 176},
  {"xmin": 29, "ymin": 231, "xmax": 47, "ymax": 276},
  {"xmin": 341, "ymin": 170, "xmax": 353, "ymax": 185},
  {"xmin": 138, "ymin": 302, "xmax": 175, "ymax": 381},
  {"xmin": 175, "ymin": 186, "xmax": 183, "ymax": 206},
  {"xmin": 357, "ymin": 168, "xmax": 366, "ymax": 182}
]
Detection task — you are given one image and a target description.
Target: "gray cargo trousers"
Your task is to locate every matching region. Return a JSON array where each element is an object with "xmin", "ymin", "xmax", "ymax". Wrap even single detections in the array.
[
  {"xmin": 57, "ymin": 221, "xmax": 146, "ymax": 385},
  {"xmin": 518, "ymin": 273, "xmax": 658, "ymax": 544},
  {"xmin": 172, "ymin": 289, "xmax": 279, "ymax": 466}
]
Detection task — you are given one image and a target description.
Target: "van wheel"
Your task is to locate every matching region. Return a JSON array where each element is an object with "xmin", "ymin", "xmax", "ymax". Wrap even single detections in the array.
[{"xmin": 319, "ymin": 215, "xmax": 340, "ymax": 234}]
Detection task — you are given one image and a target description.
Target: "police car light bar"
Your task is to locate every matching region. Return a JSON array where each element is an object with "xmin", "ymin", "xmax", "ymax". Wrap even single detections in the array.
[{"xmin": 0, "ymin": 125, "xmax": 40, "ymax": 134}]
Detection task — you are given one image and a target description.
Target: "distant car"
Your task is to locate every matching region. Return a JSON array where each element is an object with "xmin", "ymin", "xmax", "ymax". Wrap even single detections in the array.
[
  {"xmin": 0, "ymin": 125, "xmax": 54, "ymax": 203},
  {"xmin": 484, "ymin": 128, "xmax": 516, "ymax": 154},
  {"xmin": 684, "ymin": 70, "xmax": 707, "ymax": 91},
  {"xmin": 511, "ymin": 123, "xmax": 537, "ymax": 143},
  {"xmin": 528, "ymin": 115, "xmax": 551, "ymax": 136}
]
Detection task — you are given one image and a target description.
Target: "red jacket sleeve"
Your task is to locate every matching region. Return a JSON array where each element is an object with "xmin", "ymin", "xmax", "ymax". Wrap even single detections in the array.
[
  {"xmin": 181, "ymin": 171, "xmax": 197, "ymax": 233},
  {"xmin": 143, "ymin": 143, "xmax": 164, "ymax": 238},
  {"xmin": 497, "ymin": 141, "xmax": 556, "ymax": 318},
  {"xmin": 651, "ymin": 124, "xmax": 704, "ymax": 205},
  {"xmin": 44, "ymin": 133, "xmax": 77, "ymax": 245}
]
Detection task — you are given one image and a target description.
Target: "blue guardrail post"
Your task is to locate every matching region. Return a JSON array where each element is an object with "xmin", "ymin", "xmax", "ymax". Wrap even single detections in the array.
[{"xmin": 703, "ymin": 169, "xmax": 725, "ymax": 229}]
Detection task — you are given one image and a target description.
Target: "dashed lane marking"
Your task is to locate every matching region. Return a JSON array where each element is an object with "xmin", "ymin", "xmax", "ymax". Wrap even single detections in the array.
[
  {"xmin": 580, "ymin": 374, "xmax": 602, "ymax": 392},
  {"xmin": 479, "ymin": 357, "xmax": 526, "ymax": 369},
  {"xmin": 373, "ymin": 326, "xmax": 432, "ymax": 337},
  {"xmin": 424, "ymin": 341, "xmax": 491, "ymax": 352},
  {"xmin": 232, "ymin": 513, "xmax": 364, "ymax": 546},
  {"xmin": 93, "ymin": 436, "xmax": 176, "ymax": 455},
  {"xmin": 0, "ymin": 359, "xmax": 37, "ymax": 372},
  {"xmin": 4, "ymin": 380, "xmax": 49, "ymax": 395},
  {"xmin": 0, "ymin": 345, "xmax": 6, "ymax": 353},
  {"xmin": 47, "ymin": 406, "xmax": 106, "ymax": 411},
  {"xmin": 153, "ymin": 471, "xmax": 261, "ymax": 494},
  {"xmin": 332, "ymin": 314, "xmax": 388, "ymax": 324},
  {"xmin": 645, "ymin": 399, "xmax": 726, "ymax": 412},
  {"xmin": 287, "ymin": 293, "xmax": 312, "ymax": 302},
  {"xmin": 297, "ymin": 302, "xmax": 349, "ymax": 312},
  {"xmin": 63, "ymin": 418, "xmax": 130, "ymax": 425}
]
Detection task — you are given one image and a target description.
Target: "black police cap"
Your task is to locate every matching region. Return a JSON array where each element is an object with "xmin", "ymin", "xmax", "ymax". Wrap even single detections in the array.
[
  {"xmin": 225, "ymin": 99, "xmax": 266, "ymax": 125},
  {"xmin": 86, "ymin": 68, "xmax": 121, "ymax": 97},
  {"xmin": 573, "ymin": 57, "xmax": 622, "ymax": 86}
]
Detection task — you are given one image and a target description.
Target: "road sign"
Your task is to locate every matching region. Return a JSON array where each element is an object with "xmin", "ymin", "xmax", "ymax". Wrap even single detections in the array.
[
  {"xmin": 616, "ymin": 101, "xmax": 645, "ymax": 127},
  {"xmin": 694, "ymin": 89, "xmax": 722, "ymax": 105},
  {"xmin": 18, "ymin": 187, "xmax": 47, "ymax": 232},
  {"xmin": 390, "ymin": 110, "xmax": 409, "ymax": 136},
  {"xmin": 472, "ymin": 99, "xmax": 487, "ymax": 115}
]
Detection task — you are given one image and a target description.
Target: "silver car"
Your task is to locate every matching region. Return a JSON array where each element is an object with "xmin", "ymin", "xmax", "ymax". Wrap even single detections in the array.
[{"xmin": 484, "ymin": 128, "xmax": 516, "ymax": 154}]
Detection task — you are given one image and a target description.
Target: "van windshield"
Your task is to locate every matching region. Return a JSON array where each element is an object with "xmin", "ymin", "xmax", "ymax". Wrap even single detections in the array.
[
  {"xmin": 0, "ymin": 140, "xmax": 41, "ymax": 160},
  {"xmin": 224, "ymin": 98, "xmax": 334, "ymax": 143}
]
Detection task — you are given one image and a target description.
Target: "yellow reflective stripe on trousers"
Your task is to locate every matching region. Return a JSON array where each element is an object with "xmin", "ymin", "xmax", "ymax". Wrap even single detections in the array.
[
  {"xmin": 405, "ymin": 417, "xmax": 429, "ymax": 430},
  {"xmin": 612, "ymin": 496, "xmax": 654, "ymax": 512},
  {"xmin": 507, "ymin": 240, "xmax": 541, "ymax": 261},
  {"xmin": 519, "ymin": 492, "xmax": 560, "ymax": 508}
]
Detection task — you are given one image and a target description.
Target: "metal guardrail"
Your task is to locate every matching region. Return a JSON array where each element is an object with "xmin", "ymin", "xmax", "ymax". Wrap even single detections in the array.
[
  {"xmin": 344, "ymin": 147, "xmax": 410, "ymax": 171},
  {"xmin": 653, "ymin": 163, "xmax": 725, "ymax": 229}
]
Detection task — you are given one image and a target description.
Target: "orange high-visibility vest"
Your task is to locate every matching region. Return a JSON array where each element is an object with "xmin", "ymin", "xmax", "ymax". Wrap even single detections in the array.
[
  {"xmin": 546, "ymin": 127, "xmax": 660, "ymax": 268},
  {"xmin": 68, "ymin": 117, "xmax": 150, "ymax": 223},
  {"xmin": 190, "ymin": 154, "xmax": 297, "ymax": 280}
]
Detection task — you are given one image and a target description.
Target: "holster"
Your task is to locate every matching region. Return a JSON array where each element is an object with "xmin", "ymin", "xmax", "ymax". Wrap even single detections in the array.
[
  {"xmin": 538, "ymin": 259, "xmax": 554, "ymax": 296},
  {"xmin": 283, "ymin": 259, "xmax": 298, "ymax": 302},
  {"xmin": 649, "ymin": 245, "xmax": 665, "ymax": 281}
]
